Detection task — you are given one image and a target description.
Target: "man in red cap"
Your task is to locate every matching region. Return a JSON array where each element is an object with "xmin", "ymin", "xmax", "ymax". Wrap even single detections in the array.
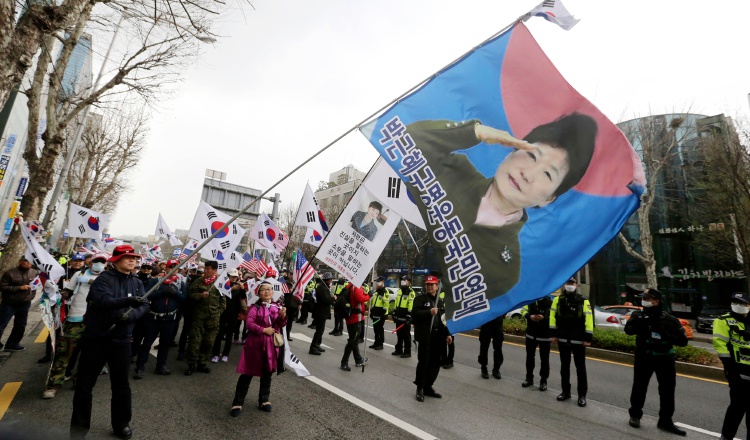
[
  {"xmin": 412, "ymin": 276, "xmax": 452, "ymax": 402},
  {"xmin": 71, "ymin": 245, "xmax": 150, "ymax": 439}
]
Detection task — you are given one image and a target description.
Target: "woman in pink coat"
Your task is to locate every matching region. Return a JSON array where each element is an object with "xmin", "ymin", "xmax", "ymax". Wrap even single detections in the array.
[{"xmin": 230, "ymin": 281, "xmax": 287, "ymax": 416}]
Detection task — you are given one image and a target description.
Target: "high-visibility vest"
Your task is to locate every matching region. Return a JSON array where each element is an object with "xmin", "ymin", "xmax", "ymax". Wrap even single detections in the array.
[{"xmin": 714, "ymin": 313, "xmax": 750, "ymax": 378}]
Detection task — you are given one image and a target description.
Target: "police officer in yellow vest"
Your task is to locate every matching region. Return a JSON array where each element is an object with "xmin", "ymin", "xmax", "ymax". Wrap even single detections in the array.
[
  {"xmin": 369, "ymin": 277, "xmax": 388, "ymax": 350},
  {"xmin": 550, "ymin": 277, "xmax": 593, "ymax": 407},
  {"xmin": 625, "ymin": 288, "xmax": 687, "ymax": 436},
  {"xmin": 714, "ymin": 292, "xmax": 750, "ymax": 440},
  {"xmin": 330, "ymin": 277, "xmax": 347, "ymax": 336},
  {"xmin": 392, "ymin": 275, "xmax": 415, "ymax": 358}
]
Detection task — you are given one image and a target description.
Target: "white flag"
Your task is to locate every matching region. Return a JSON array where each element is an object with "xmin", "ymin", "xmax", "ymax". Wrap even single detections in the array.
[
  {"xmin": 245, "ymin": 277, "xmax": 284, "ymax": 304},
  {"xmin": 295, "ymin": 183, "xmax": 329, "ymax": 240},
  {"xmin": 522, "ymin": 0, "xmax": 580, "ymax": 31},
  {"xmin": 155, "ymin": 213, "xmax": 183, "ymax": 246},
  {"xmin": 301, "ymin": 226, "xmax": 325, "ymax": 247},
  {"xmin": 249, "ymin": 212, "xmax": 289, "ymax": 256},
  {"xmin": 283, "ymin": 328, "xmax": 310, "ymax": 377},
  {"xmin": 363, "ymin": 158, "xmax": 425, "ymax": 229},
  {"xmin": 213, "ymin": 254, "xmax": 245, "ymax": 297},
  {"xmin": 317, "ymin": 185, "xmax": 401, "ymax": 287},
  {"xmin": 67, "ymin": 203, "xmax": 110, "ymax": 240},
  {"xmin": 20, "ymin": 222, "xmax": 65, "ymax": 283},
  {"xmin": 188, "ymin": 201, "xmax": 246, "ymax": 253},
  {"xmin": 204, "ymin": 250, "xmax": 243, "ymax": 274}
]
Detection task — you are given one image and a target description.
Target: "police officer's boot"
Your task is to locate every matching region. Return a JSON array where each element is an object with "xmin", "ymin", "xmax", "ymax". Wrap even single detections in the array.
[
  {"xmin": 492, "ymin": 367, "xmax": 501, "ymax": 379},
  {"xmin": 539, "ymin": 379, "xmax": 547, "ymax": 391},
  {"xmin": 481, "ymin": 366, "xmax": 489, "ymax": 379},
  {"xmin": 416, "ymin": 387, "xmax": 424, "ymax": 402},
  {"xmin": 522, "ymin": 377, "xmax": 533, "ymax": 387}
]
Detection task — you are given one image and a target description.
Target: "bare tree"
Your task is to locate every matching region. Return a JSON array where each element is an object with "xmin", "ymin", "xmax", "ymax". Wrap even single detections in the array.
[
  {"xmin": 65, "ymin": 106, "xmax": 147, "ymax": 213},
  {"xmin": 690, "ymin": 117, "xmax": 750, "ymax": 287},
  {"xmin": 0, "ymin": 7, "xmax": 212, "ymax": 271},
  {"xmin": 0, "ymin": 0, "xmax": 231, "ymax": 108},
  {"xmin": 617, "ymin": 114, "xmax": 687, "ymax": 287}
]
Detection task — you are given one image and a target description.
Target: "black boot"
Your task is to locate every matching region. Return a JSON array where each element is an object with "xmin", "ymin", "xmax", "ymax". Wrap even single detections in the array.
[
  {"xmin": 492, "ymin": 368, "xmax": 501, "ymax": 379},
  {"xmin": 481, "ymin": 367, "xmax": 489, "ymax": 379},
  {"xmin": 521, "ymin": 377, "xmax": 533, "ymax": 387},
  {"xmin": 185, "ymin": 364, "xmax": 195, "ymax": 376},
  {"xmin": 539, "ymin": 379, "xmax": 547, "ymax": 391},
  {"xmin": 416, "ymin": 388, "xmax": 424, "ymax": 402}
]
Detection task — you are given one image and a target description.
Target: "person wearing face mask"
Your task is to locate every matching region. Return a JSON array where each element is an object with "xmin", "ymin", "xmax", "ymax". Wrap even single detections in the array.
[
  {"xmin": 625, "ymin": 288, "xmax": 687, "ymax": 435},
  {"xmin": 392, "ymin": 275, "xmax": 416, "ymax": 358},
  {"xmin": 369, "ymin": 276, "xmax": 389, "ymax": 350},
  {"xmin": 714, "ymin": 292, "xmax": 750, "ymax": 440},
  {"xmin": 549, "ymin": 277, "xmax": 593, "ymax": 407},
  {"xmin": 42, "ymin": 254, "xmax": 109, "ymax": 399}
]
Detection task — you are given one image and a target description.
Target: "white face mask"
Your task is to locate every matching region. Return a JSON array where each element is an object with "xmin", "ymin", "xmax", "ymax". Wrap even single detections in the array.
[
  {"xmin": 400, "ymin": 280, "xmax": 407, "ymax": 286},
  {"xmin": 376, "ymin": 282, "xmax": 384, "ymax": 288},
  {"xmin": 641, "ymin": 300, "xmax": 653, "ymax": 308},
  {"xmin": 564, "ymin": 285, "xmax": 576, "ymax": 293},
  {"xmin": 92, "ymin": 262, "xmax": 105, "ymax": 273},
  {"xmin": 732, "ymin": 304, "xmax": 750, "ymax": 315}
]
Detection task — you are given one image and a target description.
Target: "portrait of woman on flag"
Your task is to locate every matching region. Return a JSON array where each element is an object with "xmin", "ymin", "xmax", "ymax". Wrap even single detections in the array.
[
  {"xmin": 349, "ymin": 200, "xmax": 384, "ymax": 242},
  {"xmin": 403, "ymin": 113, "xmax": 597, "ymax": 300}
]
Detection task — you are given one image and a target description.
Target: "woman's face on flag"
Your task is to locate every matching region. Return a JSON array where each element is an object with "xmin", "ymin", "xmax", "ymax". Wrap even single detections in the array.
[
  {"xmin": 492, "ymin": 142, "xmax": 569, "ymax": 212},
  {"xmin": 366, "ymin": 206, "xmax": 380, "ymax": 221}
]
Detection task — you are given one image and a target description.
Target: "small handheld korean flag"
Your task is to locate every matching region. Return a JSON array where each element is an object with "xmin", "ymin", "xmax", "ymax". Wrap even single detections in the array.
[
  {"xmin": 20, "ymin": 223, "xmax": 65, "ymax": 283},
  {"xmin": 522, "ymin": 0, "xmax": 580, "ymax": 31},
  {"xmin": 249, "ymin": 212, "xmax": 289, "ymax": 256},
  {"xmin": 68, "ymin": 203, "xmax": 110, "ymax": 240},
  {"xmin": 155, "ymin": 213, "xmax": 183, "ymax": 246},
  {"xmin": 188, "ymin": 201, "xmax": 246, "ymax": 253},
  {"xmin": 283, "ymin": 328, "xmax": 310, "ymax": 377}
]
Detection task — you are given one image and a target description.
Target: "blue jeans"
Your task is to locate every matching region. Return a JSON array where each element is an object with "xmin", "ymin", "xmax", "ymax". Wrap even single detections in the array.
[{"xmin": 0, "ymin": 301, "xmax": 31, "ymax": 347}]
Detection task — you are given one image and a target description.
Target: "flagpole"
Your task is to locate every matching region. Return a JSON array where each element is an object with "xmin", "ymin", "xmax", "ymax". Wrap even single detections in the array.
[
  {"xmin": 279, "ymin": 186, "xmax": 306, "ymax": 273},
  {"xmin": 361, "ymin": 264, "xmax": 376, "ymax": 373},
  {"xmin": 111, "ymin": 17, "xmax": 525, "ymax": 328}
]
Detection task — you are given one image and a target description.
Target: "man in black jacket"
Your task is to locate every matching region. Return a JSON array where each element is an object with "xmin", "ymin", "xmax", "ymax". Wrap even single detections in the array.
[
  {"xmin": 412, "ymin": 276, "xmax": 452, "ymax": 402},
  {"xmin": 521, "ymin": 296, "xmax": 553, "ymax": 390},
  {"xmin": 309, "ymin": 272, "xmax": 333, "ymax": 355},
  {"xmin": 0, "ymin": 256, "xmax": 39, "ymax": 352},
  {"xmin": 625, "ymin": 288, "xmax": 688, "ymax": 436},
  {"xmin": 70, "ymin": 245, "xmax": 150, "ymax": 439}
]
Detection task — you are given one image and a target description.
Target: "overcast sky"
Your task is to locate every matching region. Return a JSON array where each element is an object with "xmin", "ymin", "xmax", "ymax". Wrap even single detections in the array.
[{"xmin": 106, "ymin": 0, "xmax": 750, "ymax": 237}]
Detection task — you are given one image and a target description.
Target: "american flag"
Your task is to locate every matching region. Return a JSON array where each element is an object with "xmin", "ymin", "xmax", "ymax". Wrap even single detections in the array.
[
  {"xmin": 281, "ymin": 282, "xmax": 290, "ymax": 294},
  {"xmin": 76, "ymin": 245, "xmax": 89, "ymax": 254},
  {"xmin": 293, "ymin": 250, "xmax": 315, "ymax": 302},
  {"xmin": 243, "ymin": 251, "xmax": 269, "ymax": 276},
  {"xmin": 238, "ymin": 251, "xmax": 254, "ymax": 271}
]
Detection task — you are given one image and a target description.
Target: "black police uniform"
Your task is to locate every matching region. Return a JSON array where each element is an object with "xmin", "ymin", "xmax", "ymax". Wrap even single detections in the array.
[
  {"xmin": 309, "ymin": 277, "xmax": 332, "ymax": 354},
  {"xmin": 625, "ymin": 304, "xmax": 687, "ymax": 430},
  {"xmin": 478, "ymin": 315, "xmax": 504, "ymax": 379},
  {"xmin": 523, "ymin": 296, "xmax": 552, "ymax": 388}
]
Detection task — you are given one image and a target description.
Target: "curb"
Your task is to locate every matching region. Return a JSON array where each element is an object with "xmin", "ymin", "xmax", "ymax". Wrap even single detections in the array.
[{"xmin": 462, "ymin": 330, "xmax": 726, "ymax": 383}]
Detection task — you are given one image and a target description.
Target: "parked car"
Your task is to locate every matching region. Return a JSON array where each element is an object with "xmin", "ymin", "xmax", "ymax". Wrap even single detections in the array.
[
  {"xmin": 600, "ymin": 305, "xmax": 694, "ymax": 340},
  {"xmin": 506, "ymin": 307, "xmax": 525, "ymax": 320},
  {"xmin": 593, "ymin": 306, "xmax": 626, "ymax": 331},
  {"xmin": 696, "ymin": 306, "xmax": 731, "ymax": 333}
]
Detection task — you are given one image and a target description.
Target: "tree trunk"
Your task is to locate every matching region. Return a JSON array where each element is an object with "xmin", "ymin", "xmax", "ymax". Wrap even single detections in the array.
[{"xmin": 0, "ymin": 0, "xmax": 91, "ymax": 109}]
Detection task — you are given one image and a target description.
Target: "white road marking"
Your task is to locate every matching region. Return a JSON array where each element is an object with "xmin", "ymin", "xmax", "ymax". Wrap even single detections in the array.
[
  {"xmin": 290, "ymin": 332, "xmax": 334, "ymax": 350},
  {"xmin": 674, "ymin": 422, "xmax": 738, "ymax": 439},
  {"xmin": 305, "ymin": 375, "xmax": 438, "ymax": 440}
]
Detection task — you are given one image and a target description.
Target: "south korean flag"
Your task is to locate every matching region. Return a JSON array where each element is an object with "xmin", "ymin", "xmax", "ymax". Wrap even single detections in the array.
[
  {"xmin": 68, "ymin": 203, "xmax": 111, "ymax": 239},
  {"xmin": 188, "ymin": 201, "xmax": 246, "ymax": 253},
  {"xmin": 249, "ymin": 212, "xmax": 289, "ymax": 256}
]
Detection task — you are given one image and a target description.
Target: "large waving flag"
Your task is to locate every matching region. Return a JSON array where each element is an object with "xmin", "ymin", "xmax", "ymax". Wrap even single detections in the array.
[
  {"xmin": 68, "ymin": 203, "xmax": 110, "ymax": 240},
  {"xmin": 360, "ymin": 22, "xmax": 644, "ymax": 333},
  {"xmin": 295, "ymin": 183, "xmax": 329, "ymax": 247},
  {"xmin": 188, "ymin": 201, "xmax": 246, "ymax": 253},
  {"xmin": 20, "ymin": 222, "xmax": 65, "ymax": 283},
  {"xmin": 249, "ymin": 213, "xmax": 289, "ymax": 256},
  {"xmin": 155, "ymin": 213, "xmax": 183, "ymax": 246}
]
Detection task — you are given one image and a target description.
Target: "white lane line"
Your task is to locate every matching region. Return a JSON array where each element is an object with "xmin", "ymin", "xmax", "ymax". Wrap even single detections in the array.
[
  {"xmin": 290, "ymin": 332, "xmax": 334, "ymax": 350},
  {"xmin": 674, "ymin": 422, "xmax": 738, "ymax": 439},
  {"xmin": 305, "ymin": 375, "xmax": 438, "ymax": 440}
]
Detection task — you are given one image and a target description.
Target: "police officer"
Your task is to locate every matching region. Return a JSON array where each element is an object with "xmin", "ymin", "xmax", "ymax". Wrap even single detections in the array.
[
  {"xmin": 521, "ymin": 295, "xmax": 553, "ymax": 390},
  {"xmin": 309, "ymin": 272, "xmax": 333, "ymax": 355},
  {"xmin": 392, "ymin": 275, "xmax": 416, "ymax": 358},
  {"xmin": 369, "ymin": 276, "xmax": 388, "ymax": 350},
  {"xmin": 412, "ymin": 276, "xmax": 452, "ymax": 402},
  {"xmin": 625, "ymin": 288, "xmax": 687, "ymax": 435},
  {"xmin": 550, "ymin": 277, "xmax": 593, "ymax": 407},
  {"xmin": 714, "ymin": 292, "xmax": 750, "ymax": 440},
  {"xmin": 478, "ymin": 314, "xmax": 505, "ymax": 380},
  {"xmin": 330, "ymin": 277, "xmax": 347, "ymax": 336}
]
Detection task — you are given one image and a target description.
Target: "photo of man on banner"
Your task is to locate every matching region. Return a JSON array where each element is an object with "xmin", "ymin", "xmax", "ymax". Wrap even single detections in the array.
[{"xmin": 361, "ymin": 23, "xmax": 644, "ymax": 333}]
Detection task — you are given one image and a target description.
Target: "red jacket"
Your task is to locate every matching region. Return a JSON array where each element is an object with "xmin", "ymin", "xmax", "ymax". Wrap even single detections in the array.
[{"xmin": 345, "ymin": 285, "xmax": 370, "ymax": 325}]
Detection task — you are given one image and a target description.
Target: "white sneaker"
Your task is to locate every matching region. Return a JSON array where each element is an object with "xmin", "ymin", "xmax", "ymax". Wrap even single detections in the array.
[
  {"xmin": 221, "ymin": 356, "xmax": 229, "ymax": 363},
  {"xmin": 42, "ymin": 388, "xmax": 57, "ymax": 399},
  {"xmin": 211, "ymin": 356, "xmax": 220, "ymax": 363}
]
